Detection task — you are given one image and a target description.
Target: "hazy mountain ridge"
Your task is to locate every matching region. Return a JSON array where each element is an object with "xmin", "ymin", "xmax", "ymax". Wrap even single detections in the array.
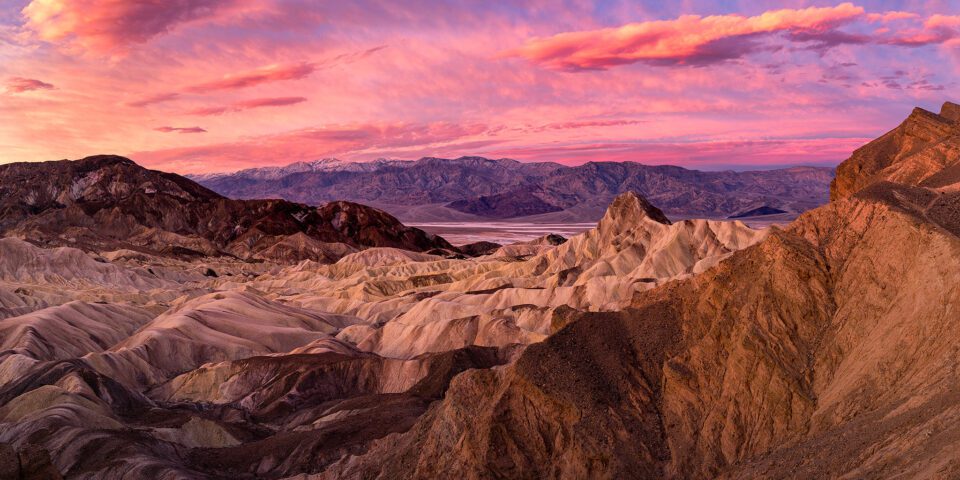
[{"xmin": 192, "ymin": 157, "xmax": 833, "ymax": 221}]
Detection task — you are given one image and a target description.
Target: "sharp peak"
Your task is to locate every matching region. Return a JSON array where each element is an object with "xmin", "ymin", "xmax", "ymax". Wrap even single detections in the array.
[
  {"xmin": 601, "ymin": 191, "xmax": 672, "ymax": 227},
  {"xmin": 940, "ymin": 101, "xmax": 960, "ymax": 122},
  {"xmin": 909, "ymin": 101, "xmax": 960, "ymax": 124}
]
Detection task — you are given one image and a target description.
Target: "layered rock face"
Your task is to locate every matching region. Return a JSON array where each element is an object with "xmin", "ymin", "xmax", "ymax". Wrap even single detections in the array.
[
  {"xmin": 831, "ymin": 101, "xmax": 960, "ymax": 199},
  {"xmin": 318, "ymin": 102, "xmax": 960, "ymax": 479},
  {"xmin": 0, "ymin": 168, "xmax": 770, "ymax": 478},
  {"xmin": 0, "ymin": 155, "xmax": 452, "ymax": 263}
]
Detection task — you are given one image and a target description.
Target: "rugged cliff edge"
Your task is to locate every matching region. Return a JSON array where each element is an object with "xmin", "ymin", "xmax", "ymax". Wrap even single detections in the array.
[{"xmin": 317, "ymin": 103, "xmax": 960, "ymax": 479}]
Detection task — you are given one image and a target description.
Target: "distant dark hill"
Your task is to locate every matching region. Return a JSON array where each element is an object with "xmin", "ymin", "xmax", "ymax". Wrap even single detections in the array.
[
  {"xmin": 0, "ymin": 155, "xmax": 452, "ymax": 262},
  {"xmin": 192, "ymin": 157, "xmax": 834, "ymax": 222},
  {"xmin": 446, "ymin": 188, "xmax": 563, "ymax": 218},
  {"xmin": 728, "ymin": 206, "xmax": 788, "ymax": 218}
]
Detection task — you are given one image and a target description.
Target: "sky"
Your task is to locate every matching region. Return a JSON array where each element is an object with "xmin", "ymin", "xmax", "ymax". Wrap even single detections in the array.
[{"xmin": 1, "ymin": 1, "xmax": 958, "ymax": 174}]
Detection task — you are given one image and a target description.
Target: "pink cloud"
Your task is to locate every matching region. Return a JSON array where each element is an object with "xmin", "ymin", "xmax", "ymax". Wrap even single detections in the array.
[
  {"xmin": 485, "ymin": 137, "xmax": 871, "ymax": 167},
  {"xmin": 925, "ymin": 15, "xmax": 960, "ymax": 30},
  {"xmin": 186, "ymin": 96, "xmax": 307, "ymax": 116},
  {"xmin": 126, "ymin": 92, "xmax": 181, "ymax": 107},
  {"xmin": 134, "ymin": 121, "xmax": 491, "ymax": 173},
  {"xmin": 21, "ymin": 0, "xmax": 243, "ymax": 53},
  {"xmin": 508, "ymin": 3, "xmax": 865, "ymax": 70},
  {"xmin": 538, "ymin": 119, "xmax": 647, "ymax": 131},
  {"xmin": 866, "ymin": 11, "xmax": 920, "ymax": 23},
  {"xmin": 5, "ymin": 77, "xmax": 54, "ymax": 93},
  {"xmin": 186, "ymin": 62, "xmax": 316, "ymax": 93},
  {"xmin": 155, "ymin": 126, "xmax": 207, "ymax": 134}
]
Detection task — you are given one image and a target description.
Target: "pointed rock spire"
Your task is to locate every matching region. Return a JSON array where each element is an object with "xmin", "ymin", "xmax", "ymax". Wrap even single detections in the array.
[{"xmin": 599, "ymin": 191, "xmax": 671, "ymax": 230}]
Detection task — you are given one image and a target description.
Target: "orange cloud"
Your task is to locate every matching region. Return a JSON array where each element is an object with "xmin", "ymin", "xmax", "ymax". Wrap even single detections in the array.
[
  {"xmin": 5, "ymin": 77, "xmax": 54, "ymax": 93},
  {"xmin": 21, "ymin": 0, "xmax": 242, "ymax": 53},
  {"xmin": 509, "ymin": 3, "xmax": 865, "ymax": 70},
  {"xmin": 186, "ymin": 63, "xmax": 316, "ymax": 93},
  {"xmin": 186, "ymin": 96, "xmax": 307, "ymax": 116}
]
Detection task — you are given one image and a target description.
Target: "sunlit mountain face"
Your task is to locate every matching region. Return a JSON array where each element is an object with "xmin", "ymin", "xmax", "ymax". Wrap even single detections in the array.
[{"xmin": 1, "ymin": 1, "xmax": 959, "ymax": 173}]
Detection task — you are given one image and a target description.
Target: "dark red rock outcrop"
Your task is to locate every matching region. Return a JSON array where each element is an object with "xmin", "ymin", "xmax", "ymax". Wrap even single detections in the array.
[{"xmin": 0, "ymin": 155, "xmax": 452, "ymax": 262}]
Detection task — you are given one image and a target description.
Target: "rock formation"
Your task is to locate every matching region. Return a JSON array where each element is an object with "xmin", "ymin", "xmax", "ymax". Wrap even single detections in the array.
[
  {"xmin": 0, "ymin": 155, "xmax": 452, "ymax": 263},
  {"xmin": 831, "ymin": 101, "xmax": 960, "ymax": 200},
  {"xmin": 318, "ymin": 102, "xmax": 960, "ymax": 479},
  {"xmin": 0, "ymin": 102, "xmax": 957, "ymax": 479}
]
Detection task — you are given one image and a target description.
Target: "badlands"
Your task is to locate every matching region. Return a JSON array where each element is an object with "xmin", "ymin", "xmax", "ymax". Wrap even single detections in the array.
[{"xmin": 0, "ymin": 102, "xmax": 959, "ymax": 479}]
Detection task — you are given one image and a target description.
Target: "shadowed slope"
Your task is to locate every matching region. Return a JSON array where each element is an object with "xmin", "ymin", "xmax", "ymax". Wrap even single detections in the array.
[{"xmin": 318, "ymin": 103, "xmax": 960, "ymax": 479}]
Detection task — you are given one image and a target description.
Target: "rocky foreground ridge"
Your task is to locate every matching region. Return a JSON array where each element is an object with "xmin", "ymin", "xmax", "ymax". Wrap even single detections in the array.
[
  {"xmin": 0, "ymin": 102, "xmax": 957, "ymax": 479},
  {"xmin": 317, "ymin": 101, "xmax": 960, "ymax": 479}
]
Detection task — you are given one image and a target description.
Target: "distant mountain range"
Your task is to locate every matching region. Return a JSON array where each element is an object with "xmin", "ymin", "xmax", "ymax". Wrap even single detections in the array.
[{"xmin": 190, "ymin": 158, "xmax": 835, "ymax": 223}]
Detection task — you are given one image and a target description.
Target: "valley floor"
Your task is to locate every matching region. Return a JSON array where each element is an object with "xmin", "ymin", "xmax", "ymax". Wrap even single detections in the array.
[{"xmin": 411, "ymin": 213, "xmax": 794, "ymax": 245}]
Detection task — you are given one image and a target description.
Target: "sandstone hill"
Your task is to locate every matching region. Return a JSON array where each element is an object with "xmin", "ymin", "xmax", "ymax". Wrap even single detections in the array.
[
  {"xmin": 317, "ymin": 101, "xmax": 960, "ymax": 479},
  {"xmin": 831, "ymin": 101, "xmax": 960, "ymax": 200}
]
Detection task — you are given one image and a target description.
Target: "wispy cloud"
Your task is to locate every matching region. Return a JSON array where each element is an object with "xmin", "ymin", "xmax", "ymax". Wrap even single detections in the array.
[
  {"xmin": 136, "ymin": 121, "xmax": 490, "ymax": 172},
  {"xmin": 186, "ymin": 62, "xmax": 317, "ymax": 93},
  {"xmin": 537, "ymin": 119, "xmax": 647, "ymax": 131},
  {"xmin": 5, "ymin": 77, "xmax": 54, "ymax": 93},
  {"xmin": 127, "ymin": 92, "xmax": 181, "ymax": 107},
  {"xmin": 185, "ymin": 96, "xmax": 307, "ymax": 116},
  {"xmin": 155, "ymin": 126, "xmax": 207, "ymax": 133}
]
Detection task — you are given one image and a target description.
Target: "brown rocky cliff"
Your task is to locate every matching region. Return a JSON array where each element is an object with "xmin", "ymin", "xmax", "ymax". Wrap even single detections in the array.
[
  {"xmin": 320, "ymin": 186, "xmax": 960, "ymax": 479},
  {"xmin": 318, "ymin": 104, "xmax": 960, "ymax": 479},
  {"xmin": 831, "ymin": 101, "xmax": 960, "ymax": 200}
]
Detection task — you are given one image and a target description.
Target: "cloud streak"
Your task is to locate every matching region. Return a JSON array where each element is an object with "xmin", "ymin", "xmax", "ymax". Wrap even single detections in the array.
[
  {"xmin": 136, "ymin": 121, "xmax": 491, "ymax": 172},
  {"xmin": 127, "ymin": 92, "xmax": 181, "ymax": 107},
  {"xmin": 185, "ymin": 96, "xmax": 308, "ymax": 116},
  {"xmin": 186, "ymin": 62, "xmax": 316, "ymax": 93},
  {"xmin": 5, "ymin": 77, "xmax": 54, "ymax": 93},
  {"xmin": 155, "ymin": 126, "xmax": 207, "ymax": 134}
]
